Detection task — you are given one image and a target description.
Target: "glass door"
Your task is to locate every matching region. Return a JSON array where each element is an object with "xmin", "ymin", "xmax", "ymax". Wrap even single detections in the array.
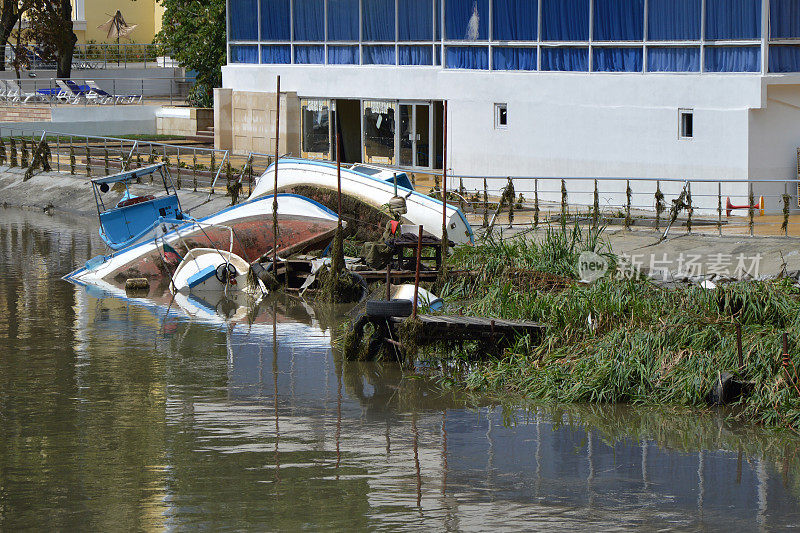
[
  {"xmin": 398, "ymin": 102, "xmax": 431, "ymax": 169},
  {"xmin": 300, "ymin": 98, "xmax": 332, "ymax": 160}
]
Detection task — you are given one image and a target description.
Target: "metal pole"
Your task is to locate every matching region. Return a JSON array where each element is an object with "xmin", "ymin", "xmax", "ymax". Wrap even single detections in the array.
[
  {"xmin": 718, "ymin": 182, "xmax": 722, "ymax": 236},
  {"xmin": 273, "ymin": 76, "xmax": 281, "ymax": 272},
  {"xmin": 56, "ymin": 135, "xmax": 60, "ymax": 172},
  {"xmin": 441, "ymin": 100, "xmax": 448, "ymax": 273},
  {"xmin": 412, "ymin": 225, "xmax": 423, "ymax": 319}
]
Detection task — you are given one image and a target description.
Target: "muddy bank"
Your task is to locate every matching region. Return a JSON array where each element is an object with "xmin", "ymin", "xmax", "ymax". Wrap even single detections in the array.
[{"xmin": 0, "ymin": 166, "xmax": 231, "ymax": 219}]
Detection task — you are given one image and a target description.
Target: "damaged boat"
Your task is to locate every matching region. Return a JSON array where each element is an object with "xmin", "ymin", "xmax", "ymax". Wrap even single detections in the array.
[
  {"xmin": 249, "ymin": 158, "xmax": 474, "ymax": 244},
  {"xmin": 64, "ymin": 163, "xmax": 340, "ymax": 290}
]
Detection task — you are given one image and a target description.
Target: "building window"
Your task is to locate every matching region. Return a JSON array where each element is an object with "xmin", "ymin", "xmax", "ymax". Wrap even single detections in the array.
[
  {"xmin": 495, "ymin": 103, "xmax": 508, "ymax": 128},
  {"xmin": 679, "ymin": 109, "xmax": 693, "ymax": 139}
]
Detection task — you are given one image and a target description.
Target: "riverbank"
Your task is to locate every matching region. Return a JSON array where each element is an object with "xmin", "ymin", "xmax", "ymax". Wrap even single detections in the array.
[
  {"xmin": 395, "ymin": 223, "xmax": 800, "ymax": 431},
  {"xmin": 0, "ymin": 166, "xmax": 231, "ymax": 219}
]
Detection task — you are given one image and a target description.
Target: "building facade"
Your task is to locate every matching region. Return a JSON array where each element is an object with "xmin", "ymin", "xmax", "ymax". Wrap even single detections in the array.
[{"xmin": 220, "ymin": 0, "xmax": 800, "ymax": 209}]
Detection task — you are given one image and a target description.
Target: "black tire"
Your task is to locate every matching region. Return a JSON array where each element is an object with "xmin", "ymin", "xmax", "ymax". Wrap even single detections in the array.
[{"xmin": 365, "ymin": 299, "xmax": 413, "ymax": 318}]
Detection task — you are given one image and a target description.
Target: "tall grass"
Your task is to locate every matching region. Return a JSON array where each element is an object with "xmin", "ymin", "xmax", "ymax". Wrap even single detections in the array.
[{"xmin": 430, "ymin": 223, "xmax": 800, "ymax": 431}]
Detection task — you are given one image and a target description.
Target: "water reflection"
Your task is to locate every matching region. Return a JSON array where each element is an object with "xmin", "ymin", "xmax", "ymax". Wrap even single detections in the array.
[{"xmin": 1, "ymin": 208, "xmax": 800, "ymax": 530}]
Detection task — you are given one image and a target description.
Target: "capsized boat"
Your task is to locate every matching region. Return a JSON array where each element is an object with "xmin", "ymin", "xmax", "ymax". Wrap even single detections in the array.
[
  {"xmin": 249, "ymin": 158, "xmax": 474, "ymax": 244},
  {"xmin": 171, "ymin": 248, "xmax": 266, "ymax": 297},
  {"xmin": 65, "ymin": 164, "xmax": 341, "ymax": 289}
]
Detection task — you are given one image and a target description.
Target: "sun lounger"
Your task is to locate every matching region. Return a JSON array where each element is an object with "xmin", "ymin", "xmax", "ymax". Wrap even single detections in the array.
[
  {"xmin": 5, "ymin": 79, "xmax": 44, "ymax": 103},
  {"xmin": 85, "ymin": 80, "xmax": 142, "ymax": 104}
]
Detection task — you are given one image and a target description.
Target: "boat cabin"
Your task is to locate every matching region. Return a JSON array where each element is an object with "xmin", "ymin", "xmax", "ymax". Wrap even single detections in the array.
[
  {"xmin": 349, "ymin": 164, "xmax": 414, "ymax": 191},
  {"xmin": 91, "ymin": 163, "xmax": 184, "ymax": 250}
]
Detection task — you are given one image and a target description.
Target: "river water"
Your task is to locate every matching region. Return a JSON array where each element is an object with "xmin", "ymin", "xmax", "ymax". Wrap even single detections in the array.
[{"xmin": 1, "ymin": 207, "xmax": 800, "ymax": 531}]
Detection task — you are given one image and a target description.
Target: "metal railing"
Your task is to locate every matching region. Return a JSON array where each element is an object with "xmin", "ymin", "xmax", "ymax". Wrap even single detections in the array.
[
  {"xmin": 4, "ymin": 44, "xmax": 166, "ymax": 71},
  {"xmin": 2, "ymin": 126, "xmax": 799, "ymax": 238},
  {"xmin": 0, "ymin": 76, "xmax": 195, "ymax": 106}
]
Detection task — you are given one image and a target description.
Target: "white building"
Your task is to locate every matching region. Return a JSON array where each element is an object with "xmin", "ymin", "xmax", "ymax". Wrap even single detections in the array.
[{"xmin": 219, "ymin": 0, "xmax": 800, "ymax": 211}]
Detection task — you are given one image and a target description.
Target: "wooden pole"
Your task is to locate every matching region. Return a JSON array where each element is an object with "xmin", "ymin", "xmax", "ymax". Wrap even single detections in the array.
[
  {"xmin": 273, "ymin": 76, "xmax": 280, "ymax": 274},
  {"xmin": 441, "ymin": 100, "xmax": 448, "ymax": 274},
  {"xmin": 336, "ymin": 114, "xmax": 342, "ymax": 224},
  {"xmin": 412, "ymin": 225, "xmax": 423, "ymax": 319},
  {"xmin": 385, "ymin": 265, "xmax": 391, "ymax": 301}
]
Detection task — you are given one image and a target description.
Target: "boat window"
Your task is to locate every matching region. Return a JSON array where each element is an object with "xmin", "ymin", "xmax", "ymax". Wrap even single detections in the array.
[
  {"xmin": 363, "ymin": 100, "xmax": 396, "ymax": 165},
  {"xmin": 350, "ymin": 165, "xmax": 383, "ymax": 176}
]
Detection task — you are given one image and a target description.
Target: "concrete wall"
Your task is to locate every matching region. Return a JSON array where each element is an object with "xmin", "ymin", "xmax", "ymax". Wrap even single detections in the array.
[
  {"xmin": 156, "ymin": 107, "xmax": 213, "ymax": 136},
  {"xmin": 214, "ymin": 88, "xmax": 300, "ymax": 156},
  {"xmin": 0, "ymin": 105, "xmax": 159, "ymax": 136},
  {"xmin": 748, "ymin": 83, "xmax": 800, "ymax": 213}
]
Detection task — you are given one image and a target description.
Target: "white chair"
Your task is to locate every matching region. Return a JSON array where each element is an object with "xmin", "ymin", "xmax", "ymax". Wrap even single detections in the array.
[
  {"xmin": 5, "ymin": 79, "xmax": 43, "ymax": 103},
  {"xmin": 55, "ymin": 79, "xmax": 83, "ymax": 104}
]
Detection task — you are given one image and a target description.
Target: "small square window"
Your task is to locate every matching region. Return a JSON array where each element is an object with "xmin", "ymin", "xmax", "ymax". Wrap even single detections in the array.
[
  {"xmin": 679, "ymin": 109, "xmax": 693, "ymax": 139},
  {"xmin": 495, "ymin": 103, "xmax": 508, "ymax": 129}
]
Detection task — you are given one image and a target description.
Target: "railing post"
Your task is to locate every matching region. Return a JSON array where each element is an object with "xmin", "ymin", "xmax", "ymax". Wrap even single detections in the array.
[
  {"xmin": 56, "ymin": 134, "xmax": 60, "ymax": 172},
  {"xmin": 718, "ymin": 182, "xmax": 722, "ymax": 236}
]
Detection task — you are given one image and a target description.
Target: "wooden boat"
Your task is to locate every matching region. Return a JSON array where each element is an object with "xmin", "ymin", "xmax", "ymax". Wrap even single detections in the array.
[
  {"xmin": 65, "ymin": 163, "xmax": 340, "ymax": 289},
  {"xmin": 249, "ymin": 158, "xmax": 474, "ymax": 245}
]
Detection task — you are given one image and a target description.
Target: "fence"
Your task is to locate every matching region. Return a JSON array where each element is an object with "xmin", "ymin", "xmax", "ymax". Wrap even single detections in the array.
[
  {"xmin": 0, "ymin": 76, "xmax": 195, "ymax": 106},
  {"xmin": 4, "ymin": 44, "xmax": 165, "ymax": 71},
  {"xmin": 2, "ymin": 126, "xmax": 799, "ymax": 238}
]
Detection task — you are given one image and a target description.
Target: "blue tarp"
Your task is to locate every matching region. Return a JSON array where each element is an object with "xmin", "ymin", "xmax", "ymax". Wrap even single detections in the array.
[
  {"xmin": 647, "ymin": 0, "xmax": 701, "ymax": 40},
  {"xmin": 541, "ymin": 47, "xmax": 588, "ymax": 70},
  {"xmin": 647, "ymin": 47, "xmax": 700, "ymax": 72},
  {"xmin": 492, "ymin": 47, "xmax": 537, "ymax": 70},
  {"xmin": 593, "ymin": 47, "xmax": 643, "ymax": 71},
  {"xmin": 492, "ymin": 0, "xmax": 537, "ymax": 41},
  {"xmin": 593, "ymin": 0, "xmax": 644, "ymax": 41},
  {"xmin": 541, "ymin": 0, "xmax": 589, "ymax": 41}
]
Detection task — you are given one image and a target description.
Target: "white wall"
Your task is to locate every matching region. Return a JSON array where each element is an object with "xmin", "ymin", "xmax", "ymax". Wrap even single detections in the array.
[
  {"xmin": 1, "ymin": 105, "xmax": 159, "ymax": 136},
  {"xmin": 222, "ymin": 64, "xmax": 800, "ymax": 211}
]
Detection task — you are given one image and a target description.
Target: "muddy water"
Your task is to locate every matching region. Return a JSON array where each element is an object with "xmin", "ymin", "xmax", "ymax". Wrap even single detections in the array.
[{"xmin": 1, "ymin": 207, "xmax": 800, "ymax": 531}]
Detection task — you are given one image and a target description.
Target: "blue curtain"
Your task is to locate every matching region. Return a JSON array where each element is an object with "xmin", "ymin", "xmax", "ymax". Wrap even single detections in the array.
[
  {"xmin": 328, "ymin": 45, "xmax": 359, "ymax": 63},
  {"xmin": 230, "ymin": 45, "xmax": 259, "ymax": 62},
  {"xmin": 648, "ymin": 0, "xmax": 701, "ymax": 40},
  {"xmin": 593, "ymin": 0, "xmax": 644, "ymax": 41},
  {"xmin": 704, "ymin": 46, "xmax": 760, "ymax": 71},
  {"xmin": 435, "ymin": 0, "xmax": 441, "ymax": 40},
  {"xmin": 399, "ymin": 0, "xmax": 434, "ymax": 40},
  {"xmin": 593, "ymin": 47, "xmax": 643, "ymax": 71},
  {"xmin": 293, "ymin": 0, "xmax": 325, "ymax": 41},
  {"xmin": 770, "ymin": 0, "xmax": 800, "ymax": 38},
  {"xmin": 541, "ymin": 0, "xmax": 589, "ymax": 41},
  {"xmin": 647, "ymin": 47, "xmax": 700, "ymax": 71},
  {"xmin": 259, "ymin": 45, "xmax": 290, "ymax": 63},
  {"xmin": 328, "ymin": 0, "xmax": 359, "ymax": 40},
  {"xmin": 705, "ymin": 0, "xmax": 761, "ymax": 40},
  {"xmin": 260, "ymin": 0, "xmax": 290, "ymax": 40},
  {"xmin": 399, "ymin": 45, "xmax": 434, "ymax": 64},
  {"xmin": 492, "ymin": 47, "xmax": 536, "ymax": 70},
  {"xmin": 295, "ymin": 45, "xmax": 325, "ymax": 63},
  {"xmin": 540, "ymin": 47, "xmax": 588, "ymax": 70},
  {"xmin": 769, "ymin": 45, "xmax": 800, "ymax": 72},
  {"xmin": 435, "ymin": 44, "xmax": 442, "ymax": 64},
  {"xmin": 445, "ymin": 0, "xmax": 489, "ymax": 40},
  {"xmin": 230, "ymin": 0, "xmax": 259, "ymax": 40},
  {"xmin": 445, "ymin": 46, "xmax": 489, "ymax": 68},
  {"xmin": 492, "ymin": 0, "xmax": 537, "ymax": 41},
  {"xmin": 363, "ymin": 45, "xmax": 396, "ymax": 63},
  {"xmin": 363, "ymin": 0, "xmax": 396, "ymax": 41}
]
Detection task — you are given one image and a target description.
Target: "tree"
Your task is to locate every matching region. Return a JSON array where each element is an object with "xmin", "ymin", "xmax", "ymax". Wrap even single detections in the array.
[
  {"xmin": 0, "ymin": 1, "xmax": 25, "ymax": 72},
  {"xmin": 156, "ymin": 0, "xmax": 226, "ymax": 108},
  {"xmin": 26, "ymin": 0, "xmax": 77, "ymax": 78}
]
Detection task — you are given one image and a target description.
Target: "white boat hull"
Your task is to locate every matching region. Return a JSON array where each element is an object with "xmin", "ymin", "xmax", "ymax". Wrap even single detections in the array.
[{"xmin": 250, "ymin": 159, "xmax": 474, "ymax": 245}]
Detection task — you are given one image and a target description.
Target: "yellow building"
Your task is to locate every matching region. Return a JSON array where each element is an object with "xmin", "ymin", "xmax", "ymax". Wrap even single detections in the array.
[{"xmin": 72, "ymin": 0, "xmax": 165, "ymax": 44}]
